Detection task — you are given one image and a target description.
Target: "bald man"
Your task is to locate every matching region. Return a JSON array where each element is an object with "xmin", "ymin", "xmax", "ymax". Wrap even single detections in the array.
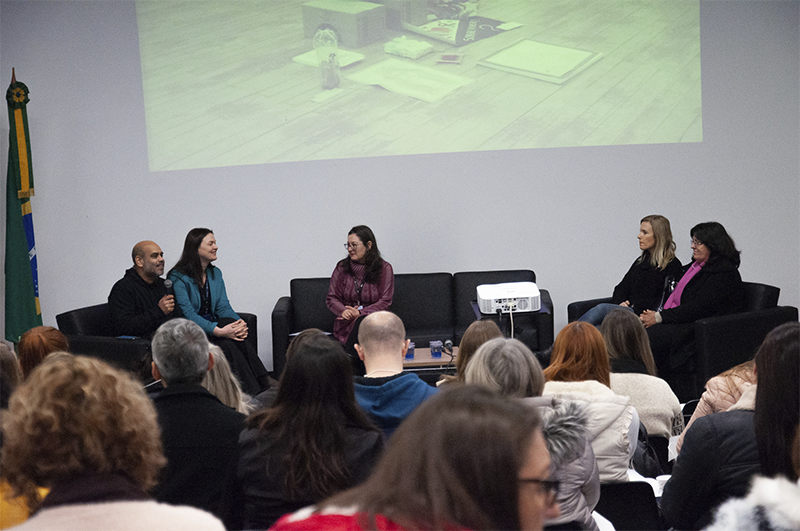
[
  {"xmin": 108, "ymin": 240, "xmax": 182, "ymax": 337},
  {"xmin": 353, "ymin": 311, "xmax": 438, "ymax": 438}
]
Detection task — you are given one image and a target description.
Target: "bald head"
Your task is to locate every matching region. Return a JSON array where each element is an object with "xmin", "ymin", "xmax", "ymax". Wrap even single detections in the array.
[
  {"xmin": 357, "ymin": 311, "xmax": 406, "ymax": 358},
  {"xmin": 131, "ymin": 240, "xmax": 165, "ymax": 283}
]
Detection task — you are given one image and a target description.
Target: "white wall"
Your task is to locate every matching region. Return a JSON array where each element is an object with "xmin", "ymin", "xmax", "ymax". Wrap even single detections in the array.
[{"xmin": 1, "ymin": 1, "xmax": 798, "ymax": 369}]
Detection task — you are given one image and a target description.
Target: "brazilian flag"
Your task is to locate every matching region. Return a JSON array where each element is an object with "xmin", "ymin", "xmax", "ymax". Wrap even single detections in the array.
[{"xmin": 5, "ymin": 70, "xmax": 42, "ymax": 343}]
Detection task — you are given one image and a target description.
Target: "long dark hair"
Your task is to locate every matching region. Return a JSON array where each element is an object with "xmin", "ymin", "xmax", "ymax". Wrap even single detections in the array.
[
  {"xmin": 601, "ymin": 309, "xmax": 657, "ymax": 376},
  {"xmin": 754, "ymin": 321, "xmax": 800, "ymax": 481},
  {"xmin": 247, "ymin": 334, "xmax": 379, "ymax": 500},
  {"xmin": 341, "ymin": 225, "xmax": 384, "ymax": 284},
  {"xmin": 169, "ymin": 228, "xmax": 213, "ymax": 286},
  {"xmin": 321, "ymin": 385, "xmax": 542, "ymax": 530},
  {"xmin": 690, "ymin": 222, "xmax": 740, "ymax": 267}
]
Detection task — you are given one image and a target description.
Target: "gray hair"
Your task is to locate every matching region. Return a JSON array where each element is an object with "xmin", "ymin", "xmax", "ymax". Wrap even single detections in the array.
[
  {"xmin": 151, "ymin": 319, "xmax": 209, "ymax": 384},
  {"xmin": 464, "ymin": 338, "xmax": 545, "ymax": 398}
]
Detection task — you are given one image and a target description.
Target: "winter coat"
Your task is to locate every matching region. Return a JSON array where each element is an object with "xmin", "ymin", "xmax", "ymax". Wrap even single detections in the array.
[{"xmin": 703, "ymin": 476, "xmax": 800, "ymax": 531}]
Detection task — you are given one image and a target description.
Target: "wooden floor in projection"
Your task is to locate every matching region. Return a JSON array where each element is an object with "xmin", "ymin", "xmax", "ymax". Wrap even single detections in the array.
[{"xmin": 137, "ymin": 0, "xmax": 701, "ymax": 170}]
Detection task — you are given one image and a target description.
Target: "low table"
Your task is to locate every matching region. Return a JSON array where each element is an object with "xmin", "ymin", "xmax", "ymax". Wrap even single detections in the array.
[{"xmin": 403, "ymin": 346, "xmax": 458, "ymax": 369}]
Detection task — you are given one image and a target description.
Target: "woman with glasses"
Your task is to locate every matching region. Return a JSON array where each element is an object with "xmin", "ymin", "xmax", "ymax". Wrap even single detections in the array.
[
  {"xmin": 578, "ymin": 214, "xmax": 683, "ymax": 325},
  {"xmin": 269, "ymin": 385, "xmax": 561, "ymax": 531},
  {"xmin": 640, "ymin": 222, "xmax": 744, "ymax": 380},
  {"xmin": 464, "ymin": 338, "xmax": 601, "ymax": 531},
  {"xmin": 326, "ymin": 225, "xmax": 394, "ymax": 374}
]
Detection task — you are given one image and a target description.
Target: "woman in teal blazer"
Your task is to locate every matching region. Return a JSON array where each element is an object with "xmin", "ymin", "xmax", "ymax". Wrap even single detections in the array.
[{"xmin": 168, "ymin": 228, "xmax": 268, "ymax": 395}]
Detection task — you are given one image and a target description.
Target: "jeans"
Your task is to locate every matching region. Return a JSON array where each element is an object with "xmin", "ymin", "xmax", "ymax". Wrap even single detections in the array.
[{"xmin": 577, "ymin": 303, "xmax": 634, "ymax": 326}]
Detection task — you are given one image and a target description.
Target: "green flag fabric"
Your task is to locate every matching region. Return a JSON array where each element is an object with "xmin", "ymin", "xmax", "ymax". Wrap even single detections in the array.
[{"xmin": 5, "ymin": 73, "xmax": 42, "ymax": 342}]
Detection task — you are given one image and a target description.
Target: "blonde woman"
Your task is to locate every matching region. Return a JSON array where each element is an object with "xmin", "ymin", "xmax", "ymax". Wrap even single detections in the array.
[{"xmin": 202, "ymin": 345, "xmax": 253, "ymax": 414}]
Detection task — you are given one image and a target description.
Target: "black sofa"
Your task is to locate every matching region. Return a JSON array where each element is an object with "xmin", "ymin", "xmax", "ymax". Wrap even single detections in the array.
[
  {"xmin": 56, "ymin": 303, "xmax": 258, "ymax": 383},
  {"xmin": 567, "ymin": 282, "xmax": 798, "ymax": 401},
  {"xmin": 271, "ymin": 269, "xmax": 554, "ymax": 377}
]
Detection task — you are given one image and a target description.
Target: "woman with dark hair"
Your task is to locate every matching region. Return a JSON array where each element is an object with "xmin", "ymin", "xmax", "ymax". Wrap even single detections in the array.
[
  {"xmin": 232, "ymin": 334, "xmax": 383, "ymax": 529},
  {"xmin": 579, "ymin": 215, "xmax": 682, "ymax": 325},
  {"xmin": 270, "ymin": 385, "xmax": 561, "ymax": 531},
  {"xmin": 662, "ymin": 322, "xmax": 799, "ymax": 530},
  {"xmin": 1, "ymin": 355, "xmax": 224, "ymax": 530},
  {"xmin": 601, "ymin": 309, "xmax": 683, "ymax": 441},
  {"xmin": 437, "ymin": 319, "xmax": 503, "ymax": 387},
  {"xmin": 16, "ymin": 326, "xmax": 69, "ymax": 379},
  {"xmin": 326, "ymin": 225, "xmax": 394, "ymax": 372},
  {"xmin": 543, "ymin": 322, "xmax": 638, "ymax": 483},
  {"xmin": 640, "ymin": 221, "xmax": 745, "ymax": 378},
  {"xmin": 168, "ymin": 228, "xmax": 268, "ymax": 395}
]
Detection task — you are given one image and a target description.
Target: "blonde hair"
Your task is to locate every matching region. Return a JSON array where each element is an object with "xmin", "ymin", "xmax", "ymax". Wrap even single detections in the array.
[
  {"xmin": 1, "ymin": 355, "xmax": 166, "ymax": 511},
  {"xmin": 639, "ymin": 215, "xmax": 677, "ymax": 270},
  {"xmin": 202, "ymin": 345, "xmax": 253, "ymax": 414},
  {"xmin": 463, "ymin": 338, "xmax": 545, "ymax": 398}
]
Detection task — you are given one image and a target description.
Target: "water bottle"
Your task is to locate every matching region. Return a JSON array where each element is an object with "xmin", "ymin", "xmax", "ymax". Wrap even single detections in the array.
[{"xmin": 313, "ymin": 27, "xmax": 340, "ymax": 90}]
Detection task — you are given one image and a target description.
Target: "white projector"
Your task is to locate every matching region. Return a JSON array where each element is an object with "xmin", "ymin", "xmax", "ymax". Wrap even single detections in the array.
[{"xmin": 477, "ymin": 282, "xmax": 541, "ymax": 314}]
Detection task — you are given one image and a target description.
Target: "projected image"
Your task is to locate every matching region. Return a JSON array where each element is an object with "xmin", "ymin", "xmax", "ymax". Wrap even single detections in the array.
[{"xmin": 136, "ymin": 0, "xmax": 701, "ymax": 171}]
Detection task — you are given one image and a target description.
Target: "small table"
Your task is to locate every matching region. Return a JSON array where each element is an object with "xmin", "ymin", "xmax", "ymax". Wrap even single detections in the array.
[{"xmin": 403, "ymin": 346, "xmax": 458, "ymax": 369}]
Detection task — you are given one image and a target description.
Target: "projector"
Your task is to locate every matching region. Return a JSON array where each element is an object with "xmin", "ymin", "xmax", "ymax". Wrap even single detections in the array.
[{"xmin": 477, "ymin": 282, "xmax": 541, "ymax": 314}]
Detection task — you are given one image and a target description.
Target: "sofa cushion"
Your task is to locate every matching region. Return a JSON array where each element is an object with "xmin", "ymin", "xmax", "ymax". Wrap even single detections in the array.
[
  {"xmin": 290, "ymin": 277, "xmax": 337, "ymax": 332},
  {"xmin": 391, "ymin": 273, "xmax": 454, "ymax": 345}
]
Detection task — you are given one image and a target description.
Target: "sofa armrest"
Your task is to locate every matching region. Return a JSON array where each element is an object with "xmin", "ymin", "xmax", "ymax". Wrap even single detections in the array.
[
  {"xmin": 66, "ymin": 335, "xmax": 153, "ymax": 383},
  {"xmin": 535, "ymin": 289, "xmax": 555, "ymax": 350},
  {"xmin": 271, "ymin": 296, "xmax": 294, "ymax": 378},
  {"xmin": 694, "ymin": 306, "xmax": 799, "ymax": 385},
  {"xmin": 567, "ymin": 297, "xmax": 613, "ymax": 322},
  {"xmin": 239, "ymin": 312, "xmax": 258, "ymax": 355}
]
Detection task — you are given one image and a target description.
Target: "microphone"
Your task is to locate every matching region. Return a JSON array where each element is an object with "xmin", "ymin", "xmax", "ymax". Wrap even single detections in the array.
[
  {"xmin": 164, "ymin": 279, "xmax": 174, "ymax": 295},
  {"xmin": 444, "ymin": 339, "xmax": 453, "ymax": 354}
]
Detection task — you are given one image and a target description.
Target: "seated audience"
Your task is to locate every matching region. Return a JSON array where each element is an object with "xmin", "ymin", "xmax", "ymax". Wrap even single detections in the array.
[
  {"xmin": 601, "ymin": 309, "xmax": 683, "ymax": 439},
  {"xmin": 676, "ymin": 358, "xmax": 756, "ymax": 453},
  {"xmin": 579, "ymin": 214, "xmax": 682, "ymax": 325},
  {"xmin": 16, "ymin": 326, "xmax": 68, "ymax": 379},
  {"xmin": 438, "ymin": 319, "xmax": 503, "ymax": 387},
  {"xmin": 108, "ymin": 240, "xmax": 181, "ymax": 338},
  {"xmin": 149, "ymin": 318, "xmax": 245, "ymax": 523},
  {"xmin": 542, "ymin": 322, "xmax": 638, "ymax": 483},
  {"xmin": 0, "ymin": 344, "xmax": 21, "ymax": 392},
  {"xmin": 352, "ymin": 311, "xmax": 437, "ymax": 438},
  {"xmin": 270, "ymin": 385, "xmax": 561, "ymax": 531},
  {"xmin": 661, "ymin": 322, "xmax": 799, "ymax": 529},
  {"xmin": 640, "ymin": 221, "xmax": 744, "ymax": 377},
  {"xmin": 202, "ymin": 344, "xmax": 253, "ymax": 415},
  {"xmin": 231, "ymin": 333, "xmax": 383, "ymax": 529},
  {"xmin": 0, "ymin": 354, "xmax": 223, "ymax": 530},
  {"xmin": 464, "ymin": 337, "xmax": 600, "ymax": 531}
]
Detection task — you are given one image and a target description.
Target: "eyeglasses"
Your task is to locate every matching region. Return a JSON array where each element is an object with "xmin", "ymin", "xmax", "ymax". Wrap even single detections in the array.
[
  {"xmin": 690, "ymin": 238, "xmax": 704, "ymax": 247},
  {"xmin": 344, "ymin": 242, "xmax": 361, "ymax": 250},
  {"xmin": 518, "ymin": 478, "xmax": 560, "ymax": 506}
]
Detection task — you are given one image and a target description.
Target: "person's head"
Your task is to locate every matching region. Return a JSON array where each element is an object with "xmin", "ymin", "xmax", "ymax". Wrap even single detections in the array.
[
  {"xmin": 600, "ymin": 309, "xmax": 657, "ymax": 376},
  {"xmin": 355, "ymin": 311, "xmax": 409, "ymax": 360},
  {"xmin": 464, "ymin": 338, "xmax": 545, "ymax": 398},
  {"xmin": 285, "ymin": 328, "xmax": 328, "ymax": 362},
  {"xmin": 690, "ymin": 221, "xmax": 740, "ymax": 267},
  {"xmin": 346, "ymin": 225, "xmax": 380, "ymax": 265},
  {"xmin": 456, "ymin": 320, "xmax": 504, "ymax": 381},
  {"xmin": 639, "ymin": 215, "xmax": 677, "ymax": 270},
  {"xmin": 151, "ymin": 318, "xmax": 211, "ymax": 386},
  {"xmin": 170, "ymin": 228, "xmax": 215, "ymax": 284},
  {"xmin": 543, "ymin": 322, "xmax": 610, "ymax": 387},
  {"xmin": 754, "ymin": 321, "xmax": 800, "ymax": 481},
  {"xmin": 0, "ymin": 343, "xmax": 22, "ymax": 402},
  {"xmin": 131, "ymin": 240, "xmax": 165, "ymax": 283},
  {"xmin": 1, "ymin": 354, "xmax": 166, "ymax": 511},
  {"xmin": 17, "ymin": 326, "xmax": 69, "ymax": 379},
  {"xmin": 252, "ymin": 333, "xmax": 377, "ymax": 499},
  {"xmin": 202, "ymin": 345, "xmax": 252, "ymax": 414},
  {"xmin": 324, "ymin": 385, "xmax": 559, "ymax": 530}
]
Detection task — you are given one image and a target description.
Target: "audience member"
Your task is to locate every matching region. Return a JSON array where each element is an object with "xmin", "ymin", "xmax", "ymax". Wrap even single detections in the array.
[
  {"xmin": 230, "ymin": 333, "xmax": 383, "ymax": 529},
  {"xmin": 438, "ymin": 319, "xmax": 503, "ymax": 387},
  {"xmin": 352, "ymin": 311, "xmax": 437, "ymax": 438},
  {"xmin": 578, "ymin": 214, "xmax": 682, "ymax": 325},
  {"xmin": 270, "ymin": 385, "xmax": 561, "ymax": 531},
  {"xmin": 149, "ymin": 318, "xmax": 245, "ymax": 523},
  {"xmin": 0, "ymin": 344, "xmax": 21, "ymax": 394},
  {"xmin": 202, "ymin": 345, "xmax": 253, "ymax": 415},
  {"xmin": 543, "ymin": 322, "xmax": 638, "ymax": 483},
  {"xmin": 16, "ymin": 326, "xmax": 68, "ymax": 379},
  {"xmin": 465, "ymin": 337, "xmax": 600, "ymax": 531},
  {"xmin": 0, "ymin": 354, "xmax": 223, "ymax": 530},
  {"xmin": 168, "ymin": 228, "xmax": 269, "ymax": 395},
  {"xmin": 108, "ymin": 240, "xmax": 182, "ymax": 338},
  {"xmin": 660, "ymin": 322, "xmax": 799, "ymax": 529},
  {"xmin": 326, "ymin": 225, "xmax": 394, "ymax": 374},
  {"xmin": 601, "ymin": 309, "xmax": 683, "ymax": 439},
  {"xmin": 677, "ymin": 358, "xmax": 756, "ymax": 453},
  {"xmin": 641, "ymin": 221, "xmax": 744, "ymax": 379}
]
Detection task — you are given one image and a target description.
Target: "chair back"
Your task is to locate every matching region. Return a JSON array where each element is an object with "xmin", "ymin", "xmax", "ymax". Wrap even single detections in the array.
[
  {"xmin": 290, "ymin": 277, "xmax": 336, "ymax": 332},
  {"xmin": 453, "ymin": 269, "xmax": 536, "ymax": 333},
  {"xmin": 392, "ymin": 273, "xmax": 454, "ymax": 344},
  {"xmin": 594, "ymin": 481, "xmax": 665, "ymax": 530},
  {"xmin": 55, "ymin": 303, "xmax": 115, "ymax": 336},
  {"xmin": 742, "ymin": 282, "xmax": 779, "ymax": 311}
]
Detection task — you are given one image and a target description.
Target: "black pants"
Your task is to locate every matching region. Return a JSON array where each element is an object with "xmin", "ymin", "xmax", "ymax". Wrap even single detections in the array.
[{"xmin": 212, "ymin": 317, "xmax": 270, "ymax": 395}]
